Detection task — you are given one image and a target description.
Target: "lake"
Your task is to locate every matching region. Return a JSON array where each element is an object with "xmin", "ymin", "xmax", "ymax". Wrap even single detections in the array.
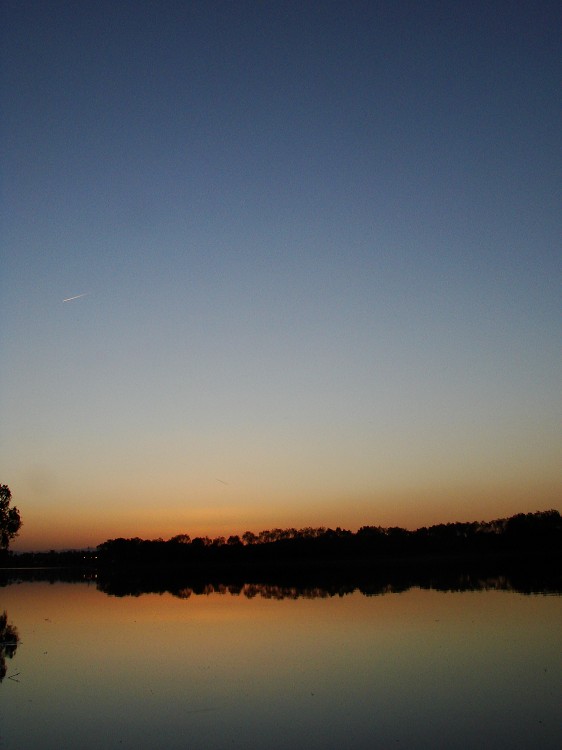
[{"xmin": 1, "ymin": 574, "xmax": 560, "ymax": 749}]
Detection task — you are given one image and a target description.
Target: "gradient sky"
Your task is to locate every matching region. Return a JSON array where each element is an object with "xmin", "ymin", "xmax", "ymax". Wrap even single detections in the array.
[{"xmin": 1, "ymin": 1, "xmax": 560, "ymax": 550}]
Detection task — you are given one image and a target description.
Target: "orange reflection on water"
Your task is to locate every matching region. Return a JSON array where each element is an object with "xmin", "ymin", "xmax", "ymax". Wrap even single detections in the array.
[{"xmin": 2, "ymin": 580, "xmax": 561, "ymax": 750}]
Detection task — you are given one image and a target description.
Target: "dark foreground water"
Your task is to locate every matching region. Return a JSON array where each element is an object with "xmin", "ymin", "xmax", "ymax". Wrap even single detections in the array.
[{"xmin": 1, "ymin": 576, "xmax": 560, "ymax": 750}]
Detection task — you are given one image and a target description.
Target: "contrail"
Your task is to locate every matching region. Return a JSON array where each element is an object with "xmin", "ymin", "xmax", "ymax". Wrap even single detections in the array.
[{"xmin": 63, "ymin": 293, "xmax": 89, "ymax": 303}]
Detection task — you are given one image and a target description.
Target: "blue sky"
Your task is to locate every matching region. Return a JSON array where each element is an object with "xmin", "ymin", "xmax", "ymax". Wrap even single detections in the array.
[{"xmin": 1, "ymin": 1, "xmax": 560, "ymax": 549}]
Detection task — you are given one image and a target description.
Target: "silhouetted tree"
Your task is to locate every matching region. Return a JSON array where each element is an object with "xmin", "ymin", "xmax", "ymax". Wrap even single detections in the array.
[
  {"xmin": 0, "ymin": 486, "xmax": 21, "ymax": 551},
  {"xmin": 169, "ymin": 534, "xmax": 191, "ymax": 544},
  {"xmin": 191, "ymin": 536, "xmax": 212, "ymax": 550},
  {"xmin": 242, "ymin": 531, "xmax": 257, "ymax": 545}
]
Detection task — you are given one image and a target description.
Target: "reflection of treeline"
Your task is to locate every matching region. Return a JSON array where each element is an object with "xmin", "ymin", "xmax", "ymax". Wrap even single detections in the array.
[
  {"xmin": 0, "ymin": 566, "xmax": 97, "ymax": 587},
  {"xmin": 96, "ymin": 510, "xmax": 561, "ymax": 568},
  {"xmin": 95, "ymin": 559, "xmax": 562, "ymax": 599},
  {"xmin": 1, "ymin": 561, "xmax": 560, "ymax": 596}
]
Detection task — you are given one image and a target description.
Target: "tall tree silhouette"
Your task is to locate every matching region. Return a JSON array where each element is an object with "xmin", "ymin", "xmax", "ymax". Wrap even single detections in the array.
[{"xmin": 0, "ymin": 485, "xmax": 22, "ymax": 550}]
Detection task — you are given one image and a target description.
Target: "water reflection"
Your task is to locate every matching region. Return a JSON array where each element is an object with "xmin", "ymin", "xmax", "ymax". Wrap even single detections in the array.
[
  {"xmin": 95, "ymin": 562, "xmax": 561, "ymax": 599},
  {"xmin": 1, "ymin": 561, "xmax": 560, "ymax": 599},
  {"xmin": 1, "ymin": 577, "xmax": 560, "ymax": 750},
  {"xmin": 0, "ymin": 610, "xmax": 19, "ymax": 682}
]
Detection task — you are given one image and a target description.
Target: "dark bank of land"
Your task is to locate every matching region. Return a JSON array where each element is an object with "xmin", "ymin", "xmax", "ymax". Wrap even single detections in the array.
[
  {"xmin": 1, "ymin": 554, "xmax": 561, "ymax": 598},
  {"xmin": 1, "ymin": 510, "xmax": 561, "ymax": 596}
]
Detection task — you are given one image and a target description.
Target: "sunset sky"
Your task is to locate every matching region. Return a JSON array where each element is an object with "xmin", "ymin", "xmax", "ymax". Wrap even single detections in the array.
[{"xmin": 1, "ymin": 1, "xmax": 560, "ymax": 551}]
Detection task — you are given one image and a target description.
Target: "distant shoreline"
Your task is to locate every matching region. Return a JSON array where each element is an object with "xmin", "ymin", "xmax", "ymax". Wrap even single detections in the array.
[{"xmin": 3, "ymin": 511, "xmax": 560, "ymax": 584}]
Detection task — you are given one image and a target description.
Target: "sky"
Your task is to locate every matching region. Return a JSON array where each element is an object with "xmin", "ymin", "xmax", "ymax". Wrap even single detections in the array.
[{"xmin": 1, "ymin": 0, "xmax": 560, "ymax": 551}]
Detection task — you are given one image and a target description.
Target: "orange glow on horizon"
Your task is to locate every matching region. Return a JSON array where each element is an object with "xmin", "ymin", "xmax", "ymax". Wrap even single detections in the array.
[{"xmin": 9, "ymin": 477, "xmax": 561, "ymax": 552}]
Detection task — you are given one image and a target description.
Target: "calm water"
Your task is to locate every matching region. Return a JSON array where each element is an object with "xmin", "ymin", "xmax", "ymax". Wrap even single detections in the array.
[{"xmin": 0, "ymin": 579, "xmax": 560, "ymax": 750}]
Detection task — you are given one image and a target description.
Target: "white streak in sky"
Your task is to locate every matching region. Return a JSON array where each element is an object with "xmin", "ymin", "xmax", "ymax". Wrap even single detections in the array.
[{"xmin": 63, "ymin": 293, "xmax": 89, "ymax": 303}]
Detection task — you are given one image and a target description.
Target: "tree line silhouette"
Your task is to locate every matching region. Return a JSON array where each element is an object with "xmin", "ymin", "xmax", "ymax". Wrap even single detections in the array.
[
  {"xmin": 95, "ymin": 509, "xmax": 561, "ymax": 567},
  {"xmin": 4, "ymin": 509, "xmax": 560, "ymax": 573}
]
